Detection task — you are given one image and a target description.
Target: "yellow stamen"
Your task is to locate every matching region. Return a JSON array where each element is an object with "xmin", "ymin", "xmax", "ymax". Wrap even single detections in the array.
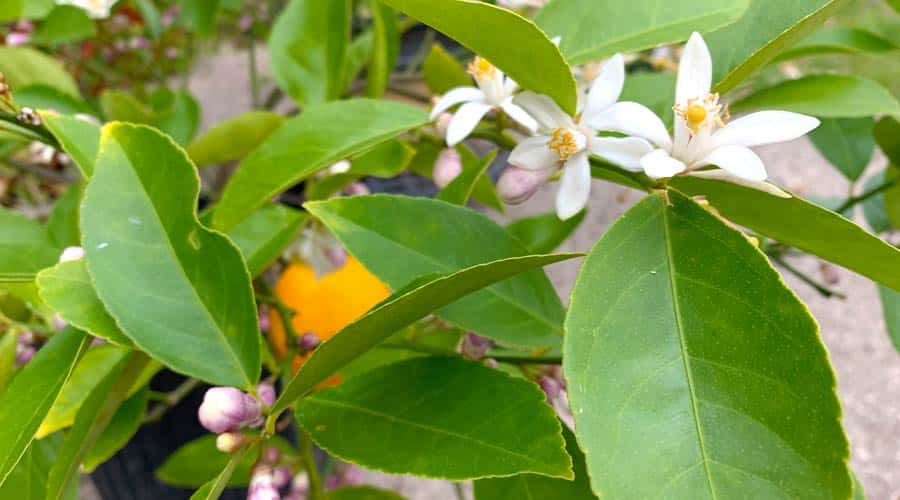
[
  {"xmin": 686, "ymin": 103, "xmax": 707, "ymax": 127},
  {"xmin": 548, "ymin": 128, "xmax": 579, "ymax": 161},
  {"xmin": 467, "ymin": 57, "xmax": 497, "ymax": 81}
]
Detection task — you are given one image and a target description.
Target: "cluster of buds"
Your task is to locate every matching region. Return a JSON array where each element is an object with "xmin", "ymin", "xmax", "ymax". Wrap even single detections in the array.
[
  {"xmin": 459, "ymin": 332, "xmax": 493, "ymax": 361},
  {"xmin": 324, "ymin": 463, "xmax": 364, "ymax": 490},
  {"xmin": 198, "ymin": 381, "xmax": 276, "ymax": 435},
  {"xmin": 15, "ymin": 331, "xmax": 38, "ymax": 367},
  {"xmin": 248, "ymin": 446, "xmax": 293, "ymax": 500},
  {"xmin": 537, "ymin": 365, "xmax": 574, "ymax": 429},
  {"xmin": 17, "ymin": 107, "xmax": 41, "ymax": 126},
  {"xmin": 282, "ymin": 473, "xmax": 309, "ymax": 500},
  {"xmin": 4, "ymin": 20, "xmax": 33, "ymax": 47}
]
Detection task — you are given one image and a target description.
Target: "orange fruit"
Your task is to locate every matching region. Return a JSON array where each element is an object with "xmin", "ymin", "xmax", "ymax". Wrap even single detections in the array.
[{"xmin": 269, "ymin": 257, "xmax": 390, "ymax": 378}]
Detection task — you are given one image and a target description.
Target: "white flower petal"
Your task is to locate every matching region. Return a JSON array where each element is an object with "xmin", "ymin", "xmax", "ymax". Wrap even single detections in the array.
[
  {"xmin": 589, "ymin": 136, "xmax": 654, "ymax": 171},
  {"xmin": 713, "ymin": 111, "xmax": 820, "ymax": 148},
  {"xmin": 641, "ymin": 149, "xmax": 687, "ymax": 178},
  {"xmin": 446, "ymin": 101, "xmax": 493, "ymax": 146},
  {"xmin": 504, "ymin": 77, "xmax": 519, "ymax": 95},
  {"xmin": 588, "ymin": 101, "xmax": 673, "ymax": 150},
  {"xmin": 509, "ymin": 136, "xmax": 559, "ymax": 171},
  {"xmin": 429, "ymin": 87, "xmax": 484, "ymax": 119},
  {"xmin": 696, "ymin": 145, "xmax": 767, "ymax": 181},
  {"xmin": 582, "ymin": 54, "xmax": 625, "ymax": 121},
  {"xmin": 676, "ymin": 32, "xmax": 712, "ymax": 103},
  {"xmin": 513, "ymin": 91, "xmax": 573, "ymax": 131},
  {"xmin": 500, "ymin": 99, "xmax": 538, "ymax": 133},
  {"xmin": 556, "ymin": 152, "xmax": 591, "ymax": 220},
  {"xmin": 688, "ymin": 169, "xmax": 791, "ymax": 198}
]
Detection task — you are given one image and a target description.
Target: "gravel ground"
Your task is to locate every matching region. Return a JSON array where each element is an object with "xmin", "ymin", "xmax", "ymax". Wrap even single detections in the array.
[{"xmin": 83, "ymin": 46, "xmax": 899, "ymax": 499}]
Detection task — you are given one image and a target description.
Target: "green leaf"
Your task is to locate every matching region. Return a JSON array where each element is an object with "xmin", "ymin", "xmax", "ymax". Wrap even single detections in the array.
[
  {"xmin": 382, "ymin": 0, "xmax": 577, "ymax": 114},
  {"xmin": 506, "ymin": 210, "xmax": 585, "ymax": 254},
  {"xmin": 228, "ymin": 204, "xmax": 306, "ymax": 277},
  {"xmin": 708, "ymin": 0, "xmax": 851, "ymax": 92},
  {"xmin": 42, "ymin": 113, "xmax": 100, "ymax": 177},
  {"xmin": 0, "ymin": 47, "xmax": 79, "ymax": 97},
  {"xmin": 82, "ymin": 387, "xmax": 148, "ymax": 472},
  {"xmin": 0, "ymin": 208, "xmax": 60, "ymax": 281},
  {"xmin": 189, "ymin": 441, "xmax": 258, "ymax": 500},
  {"xmin": 297, "ymin": 357, "xmax": 572, "ymax": 480},
  {"xmin": 29, "ymin": 6, "xmax": 96, "ymax": 46},
  {"xmin": 157, "ymin": 435, "xmax": 291, "ymax": 488},
  {"xmin": 861, "ymin": 171, "xmax": 893, "ymax": 233},
  {"xmin": 350, "ymin": 139, "xmax": 415, "ymax": 178},
  {"xmin": 565, "ymin": 190, "xmax": 850, "ymax": 499},
  {"xmin": 437, "ymin": 148, "xmax": 496, "ymax": 205},
  {"xmin": 367, "ymin": 1, "xmax": 399, "ymax": 98},
  {"xmin": 852, "ymin": 472, "xmax": 867, "ymax": 500},
  {"xmin": 326, "ymin": 486, "xmax": 407, "ymax": 500},
  {"xmin": 180, "ymin": 0, "xmax": 221, "ymax": 36},
  {"xmin": 80, "ymin": 123, "xmax": 260, "ymax": 388},
  {"xmin": 269, "ymin": 0, "xmax": 351, "ymax": 106},
  {"xmin": 536, "ymin": 0, "xmax": 748, "ymax": 65},
  {"xmin": 306, "ymin": 195, "xmax": 567, "ymax": 347},
  {"xmin": 272, "ymin": 252, "xmax": 578, "ymax": 414},
  {"xmin": 423, "ymin": 44, "xmax": 470, "ymax": 95},
  {"xmin": 474, "ymin": 426, "xmax": 596, "ymax": 500},
  {"xmin": 774, "ymin": 27, "xmax": 899, "ymax": 62},
  {"xmin": 874, "ymin": 116, "xmax": 900, "ymax": 165},
  {"xmin": 45, "ymin": 353, "xmax": 149, "ymax": 500},
  {"xmin": 731, "ymin": 74, "xmax": 900, "ymax": 118},
  {"xmin": 0, "ymin": 328, "xmax": 88, "ymax": 486},
  {"xmin": 154, "ymin": 90, "xmax": 201, "ymax": 145},
  {"xmin": 186, "ymin": 111, "xmax": 285, "ymax": 167},
  {"xmin": 46, "ymin": 182, "xmax": 83, "ymax": 249},
  {"xmin": 879, "ymin": 284, "xmax": 900, "ymax": 354},
  {"xmin": 886, "ymin": 166, "xmax": 900, "ymax": 229},
  {"xmin": 670, "ymin": 176, "xmax": 900, "ymax": 291},
  {"xmin": 14, "ymin": 85, "xmax": 93, "ymax": 116},
  {"xmin": 0, "ymin": 332, "xmax": 17, "ymax": 396},
  {"xmin": 99, "ymin": 90, "xmax": 156, "ymax": 124},
  {"xmin": 0, "ymin": 434, "xmax": 77, "ymax": 500},
  {"xmin": 213, "ymin": 99, "xmax": 428, "ymax": 231},
  {"xmin": 619, "ymin": 71, "xmax": 676, "ymax": 128},
  {"xmin": 808, "ymin": 118, "xmax": 875, "ymax": 181},
  {"xmin": 37, "ymin": 261, "xmax": 132, "ymax": 347},
  {"xmin": 135, "ymin": 0, "xmax": 163, "ymax": 38}
]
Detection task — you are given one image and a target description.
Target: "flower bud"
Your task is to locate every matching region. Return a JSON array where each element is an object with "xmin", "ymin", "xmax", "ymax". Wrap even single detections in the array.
[
  {"xmin": 59, "ymin": 246, "xmax": 85, "ymax": 262},
  {"xmin": 6, "ymin": 32, "xmax": 30, "ymax": 47},
  {"xmin": 215, "ymin": 432, "xmax": 249, "ymax": 453},
  {"xmin": 248, "ymin": 465, "xmax": 280, "ymax": 500},
  {"xmin": 53, "ymin": 314, "xmax": 68, "ymax": 330},
  {"xmin": 257, "ymin": 382, "xmax": 276, "ymax": 406},
  {"xmin": 435, "ymin": 113, "xmax": 453, "ymax": 136},
  {"xmin": 129, "ymin": 36, "xmax": 149, "ymax": 50},
  {"xmin": 433, "ymin": 148, "xmax": 463, "ymax": 188},
  {"xmin": 197, "ymin": 387, "xmax": 262, "ymax": 434},
  {"xmin": 299, "ymin": 332, "xmax": 320, "ymax": 352},
  {"xmin": 272, "ymin": 466, "xmax": 293, "ymax": 488},
  {"xmin": 263, "ymin": 446, "xmax": 280, "ymax": 464},
  {"xmin": 258, "ymin": 309, "xmax": 271, "ymax": 332},
  {"xmin": 15, "ymin": 345, "xmax": 36, "ymax": 367},
  {"xmin": 343, "ymin": 182, "xmax": 370, "ymax": 196},
  {"xmin": 483, "ymin": 358, "xmax": 499, "ymax": 369},
  {"xmin": 329, "ymin": 159, "xmax": 351, "ymax": 174},
  {"xmin": 238, "ymin": 14, "xmax": 255, "ymax": 33},
  {"xmin": 460, "ymin": 333, "xmax": 492, "ymax": 360},
  {"xmin": 497, "ymin": 166, "xmax": 554, "ymax": 205},
  {"xmin": 164, "ymin": 47, "xmax": 179, "ymax": 60},
  {"xmin": 285, "ymin": 473, "xmax": 309, "ymax": 500},
  {"xmin": 91, "ymin": 337, "xmax": 106, "ymax": 347},
  {"xmin": 539, "ymin": 376, "xmax": 562, "ymax": 401}
]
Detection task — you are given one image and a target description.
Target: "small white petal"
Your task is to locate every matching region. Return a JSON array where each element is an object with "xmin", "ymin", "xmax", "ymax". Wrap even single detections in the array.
[
  {"xmin": 676, "ymin": 32, "xmax": 712, "ymax": 103},
  {"xmin": 446, "ymin": 102, "xmax": 493, "ymax": 146},
  {"xmin": 588, "ymin": 101, "xmax": 673, "ymax": 150},
  {"xmin": 688, "ymin": 170, "xmax": 791, "ymax": 198},
  {"xmin": 641, "ymin": 149, "xmax": 687, "ymax": 178},
  {"xmin": 503, "ymin": 77, "xmax": 519, "ymax": 95},
  {"xmin": 514, "ymin": 91, "xmax": 573, "ymax": 131},
  {"xmin": 500, "ymin": 99, "xmax": 538, "ymax": 133},
  {"xmin": 556, "ymin": 152, "xmax": 591, "ymax": 220},
  {"xmin": 582, "ymin": 54, "xmax": 625, "ymax": 121},
  {"xmin": 697, "ymin": 145, "xmax": 767, "ymax": 182},
  {"xmin": 429, "ymin": 87, "xmax": 484, "ymax": 119},
  {"xmin": 713, "ymin": 111, "xmax": 821, "ymax": 148},
  {"xmin": 509, "ymin": 136, "xmax": 559, "ymax": 171},
  {"xmin": 589, "ymin": 136, "xmax": 654, "ymax": 171}
]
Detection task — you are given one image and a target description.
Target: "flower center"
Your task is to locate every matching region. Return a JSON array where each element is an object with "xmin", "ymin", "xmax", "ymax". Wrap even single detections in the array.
[
  {"xmin": 467, "ymin": 57, "xmax": 497, "ymax": 81},
  {"xmin": 674, "ymin": 93, "xmax": 727, "ymax": 135},
  {"xmin": 548, "ymin": 127, "xmax": 585, "ymax": 161}
]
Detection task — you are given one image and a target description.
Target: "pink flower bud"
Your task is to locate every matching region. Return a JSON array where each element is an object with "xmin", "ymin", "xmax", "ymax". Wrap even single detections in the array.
[
  {"xmin": 238, "ymin": 14, "xmax": 255, "ymax": 33},
  {"xmin": 272, "ymin": 466, "xmax": 293, "ymax": 488},
  {"xmin": 497, "ymin": 166, "xmax": 554, "ymax": 205},
  {"xmin": 6, "ymin": 32, "xmax": 30, "ymax": 47},
  {"xmin": 460, "ymin": 333, "xmax": 492, "ymax": 360},
  {"xmin": 324, "ymin": 246, "xmax": 347, "ymax": 269},
  {"xmin": 248, "ymin": 465, "xmax": 280, "ymax": 500},
  {"xmin": 539, "ymin": 376, "xmax": 562, "ymax": 401},
  {"xmin": 343, "ymin": 182, "xmax": 370, "ymax": 196},
  {"xmin": 197, "ymin": 387, "xmax": 262, "ymax": 434},
  {"xmin": 258, "ymin": 308, "xmax": 271, "ymax": 332},
  {"xmin": 14, "ymin": 20, "xmax": 34, "ymax": 33},
  {"xmin": 433, "ymin": 148, "xmax": 462, "ymax": 188},
  {"xmin": 263, "ymin": 446, "xmax": 280, "ymax": 464},
  {"xmin": 91, "ymin": 337, "xmax": 106, "ymax": 347},
  {"xmin": 129, "ymin": 36, "xmax": 149, "ymax": 50},
  {"xmin": 53, "ymin": 314, "xmax": 68, "ymax": 330},
  {"xmin": 164, "ymin": 47, "xmax": 179, "ymax": 60},
  {"xmin": 435, "ymin": 113, "xmax": 452, "ymax": 136},
  {"xmin": 215, "ymin": 432, "xmax": 249, "ymax": 453},
  {"xmin": 299, "ymin": 332, "xmax": 320, "ymax": 352},
  {"xmin": 15, "ymin": 345, "xmax": 36, "ymax": 367},
  {"xmin": 257, "ymin": 382, "xmax": 276, "ymax": 406},
  {"xmin": 59, "ymin": 246, "xmax": 85, "ymax": 262}
]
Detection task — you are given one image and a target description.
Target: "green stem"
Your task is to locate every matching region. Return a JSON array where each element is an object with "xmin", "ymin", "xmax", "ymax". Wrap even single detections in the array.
[
  {"xmin": 144, "ymin": 378, "xmax": 202, "ymax": 423},
  {"xmin": 835, "ymin": 179, "xmax": 897, "ymax": 213},
  {"xmin": 299, "ymin": 431, "xmax": 324, "ymax": 500},
  {"xmin": 256, "ymin": 281, "xmax": 301, "ymax": 347},
  {"xmin": 769, "ymin": 255, "xmax": 846, "ymax": 299},
  {"xmin": 0, "ymin": 111, "xmax": 59, "ymax": 147}
]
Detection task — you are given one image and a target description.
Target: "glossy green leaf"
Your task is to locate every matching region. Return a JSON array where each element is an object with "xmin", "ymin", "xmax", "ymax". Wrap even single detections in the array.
[
  {"xmin": 269, "ymin": 0, "xmax": 351, "ymax": 106},
  {"xmin": 367, "ymin": 1, "xmax": 399, "ymax": 98},
  {"xmin": 29, "ymin": 6, "xmax": 95, "ymax": 46},
  {"xmin": 0, "ymin": 47, "xmax": 79, "ymax": 97},
  {"xmin": 180, "ymin": 0, "xmax": 221, "ymax": 36},
  {"xmin": 708, "ymin": 0, "xmax": 851, "ymax": 92},
  {"xmin": 306, "ymin": 195, "xmax": 568, "ymax": 347},
  {"xmin": 0, "ymin": 333, "xmax": 15, "ymax": 396},
  {"xmin": 99, "ymin": 90, "xmax": 156, "ymax": 124},
  {"xmin": 136, "ymin": 0, "xmax": 163, "ymax": 38},
  {"xmin": 506, "ymin": 210, "xmax": 585, "ymax": 254},
  {"xmin": 155, "ymin": 90, "xmax": 201, "ymax": 145},
  {"xmin": 297, "ymin": 357, "xmax": 572, "ymax": 480},
  {"xmin": 670, "ymin": 176, "xmax": 900, "ymax": 290},
  {"xmin": 350, "ymin": 139, "xmax": 415, "ymax": 178},
  {"xmin": 81, "ymin": 124, "xmax": 260, "ymax": 388},
  {"xmin": 808, "ymin": 118, "xmax": 875, "ymax": 181},
  {"xmin": 566, "ymin": 190, "xmax": 850, "ymax": 498},
  {"xmin": 213, "ymin": 99, "xmax": 428, "ymax": 231},
  {"xmin": 536, "ymin": 0, "xmax": 748, "ymax": 65},
  {"xmin": 42, "ymin": 113, "xmax": 100, "ymax": 177},
  {"xmin": 189, "ymin": 441, "xmax": 258, "ymax": 500},
  {"xmin": 874, "ymin": 116, "xmax": 900, "ymax": 165},
  {"xmin": 326, "ymin": 486, "xmax": 406, "ymax": 500},
  {"xmin": 45, "ymin": 353, "xmax": 148, "ymax": 500},
  {"xmin": 879, "ymin": 285, "xmax": 900, "ymax": 354},
  {"xmin": 861, "ymin": 171, "xmax": 893, "ymax": 233},
  {"xmin": 437, "ymin": 149, "xmax": 496, "ymax": 205},
  {"xmin": 46, "ymin": 182, "xmax": 83, "ymax": 249},
  {"xmin": 37, "ymin": 261, "xmax": 132, "ymax": 347},
  {"xmin": 731, "ymin": 75, "xmax": 900, "ymax": 118},
  {"xmin": 228, "ymin": 204, "xmax": 306, "ymax": 277},
  {"xmin": 774, "ymin": 27, "xmax": 898, "ymax": 61},
  {"xmin": 0, "ymin": 328, "xmax": 88, "ymax": 487},
  {"xmin": 474, "ymin": 426, "xmax": 596, "ymax": 500},
  {"xmin": 272, "ymin": 252, "xmax": 579, "ymax": 414},
  {"xmin": 852, "ymin": 472, "xmax": 867, "ymax": 499},
  {"xmin": 382, "ymin": 0, "xmax": 577, "ymax": 114},
  {"xmin": 186, "ymin": 111, "xmax": 285, "ymax": 167},
  {"xmin": 0, "ymin": 435, "xmax": 77, "ymax": 500},
  {"xmin": 82, "ymin": 387, "xmax": 148, "ymax": 472},
  {"xmin": 0, "ymin": 208, "xmax": 59, "ymax": 282},
  {"xmin": 15, "ymin": 85, "xmax": 93, "ymax": 116},
  {"xmin": 423, "ymin": 44, "xmax": 470, "ymax": 95},
  {"xmin": 157, "ymin": 435, "xmax": 292, "ymax": 487},
  {"xmin": 886, "ymin": 166, "xmax": 900, "ymax": 229}
]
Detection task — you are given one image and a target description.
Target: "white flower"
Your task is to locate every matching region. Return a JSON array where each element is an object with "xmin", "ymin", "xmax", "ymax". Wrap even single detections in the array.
[
  {"xmin": 601, "ymin": 32, "xmax": 819, "ymax": 195},
  {"xmin": 507, "ymin": 54, "xmax": 657, "ymax": 219},
  {"xmin": 56, "ymin": 0, "xmax": 118, "ymax": 19},
  {"xmin": 430, "ymin": 57, "xmax": 537, "ymax": 146}
]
